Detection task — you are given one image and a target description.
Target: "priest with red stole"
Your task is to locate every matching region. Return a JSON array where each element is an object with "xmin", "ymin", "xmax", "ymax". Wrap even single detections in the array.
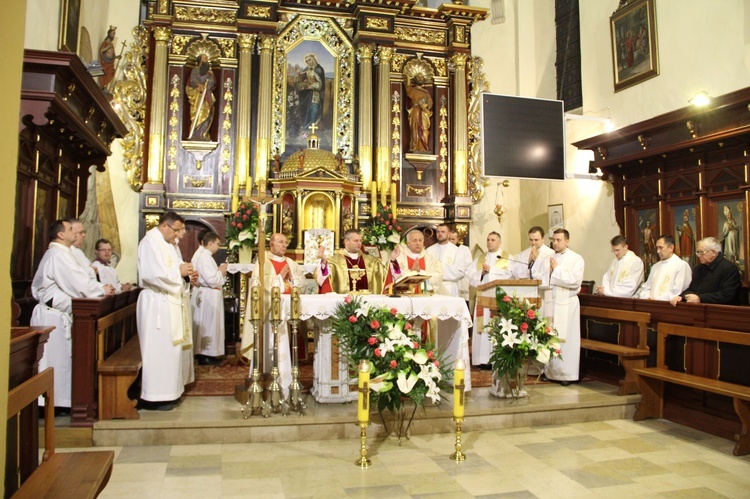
[
  {"xmin": 315, "ymin": 229, "xmax": 400, "ymax": 294},
  {"xmin": 241, "ymin": 233, "xmax": 305, "ymax": 397}
]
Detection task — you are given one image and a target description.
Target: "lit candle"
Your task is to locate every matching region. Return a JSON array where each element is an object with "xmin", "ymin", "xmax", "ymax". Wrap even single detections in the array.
[
  {"xmin": 370, "ymin": 182, "xmax": 377, "ymax": 217},
  {"xmin": 390, "ymin": 183, "xmax": 397, "ymax": 220},
  {"xmin": 271, "ymin": 286, "xmax": 281, "ymax": 320},
  {"xmin": 250, "ymin": 285, "xmax": 260, "ymax": 321},
  {"xmin": 453, "ymin": 359, "xmax": 465, "ymax": 419},
  {"xmin": 357, "ymin": 359, "xmax": 371, "ymax": 424},
  {"xmin": 291, "ymin": 286, "xmax": 300, "ymax": 320}
]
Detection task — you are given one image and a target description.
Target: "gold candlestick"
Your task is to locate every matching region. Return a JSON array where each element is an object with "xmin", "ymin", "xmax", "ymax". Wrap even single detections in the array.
[
  {"xmin": 450, "ymin": 418, "xmax": 466, "ymax": 461},
  {"xmin": 355, "ymin": 422, "xmax": 371, "ymax": 468}
]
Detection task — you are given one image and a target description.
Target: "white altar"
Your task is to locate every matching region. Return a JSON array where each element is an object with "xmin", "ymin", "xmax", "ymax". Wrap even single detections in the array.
[{"xmin": 289, "ymin": 294, "xmax": 473, "ymax": 403}]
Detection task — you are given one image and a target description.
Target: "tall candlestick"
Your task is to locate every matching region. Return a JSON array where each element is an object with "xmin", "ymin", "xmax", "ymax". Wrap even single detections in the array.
[
  {"xmin": 357, "ymin": 359, "xmax": 371, "ymax": 424},
  {"xmin": 291, "ymin": 286, "xmax": 300, "ymax": 320},
  {"xmin": 250, "ymin": 285, "xmax": 260, "ymax": 320},
  {"xmin": 453, "ymin": 359, "xmax": 465, "ymax": 420},
  {"xmin": 390, "ymin": 182, "xmax": 397, "ymax": 220},
  {"xmin": 370, "ymin": 182, "xmax": 377, "ymax": 218},
  {"xmin": 271, "ymin": 286, "xmax": 281, "ymax": 320},
  {"xmin": 380, "ymin": 181, "xmax": 386, "ymax": 207}
]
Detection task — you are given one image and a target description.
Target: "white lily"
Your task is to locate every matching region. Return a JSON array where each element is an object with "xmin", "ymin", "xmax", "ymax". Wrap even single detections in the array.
[
  {"xmin": 387, "ymin": 232, "xmax": 401, "ymax": 245},
  {"xmin": 386, "ymin": 323, "xmax": 404, "ymax": 340},
  {"xmin": 499, "ymin": 317, "xmax": 518, "ymax": 335},
  {"xmin": 501, "ymin": 330, "xmax": 522, "ymax": 348},
  {"xmin": 379, "ymin": 338, "xmax": 397, "ymax": 355},
  {"xmin": 378, "ymin": 235, "xmax": 387, "ymax": 245},
  {"xmin": 396, "ymin": 371, "xmax": 419, "ymax": 394},
  {"xmin": 355, "ymin": 304, "xmax": 372, "ymax": 318}
]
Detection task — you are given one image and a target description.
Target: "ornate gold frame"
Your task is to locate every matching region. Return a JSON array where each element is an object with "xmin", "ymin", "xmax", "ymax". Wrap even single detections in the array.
[{"xmin": 271, "ymin": 16, "xmax": 355, "ymax": 160}]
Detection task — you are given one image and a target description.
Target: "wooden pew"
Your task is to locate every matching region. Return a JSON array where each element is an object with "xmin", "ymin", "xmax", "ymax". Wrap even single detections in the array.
[
  {"xmin": 7, "ymin": 368, "xmax": 114, "ymax": 497},
  {"xmin": 634, "ymin": 323, "xmax": 750, "ymax": 456},
  {"xmin": 580, "ymin": 306, "xmax": 650, "ymax": 395},
  {"xmin": 98, "ymin": 335, "xmax": 142, "ymax": 420}
]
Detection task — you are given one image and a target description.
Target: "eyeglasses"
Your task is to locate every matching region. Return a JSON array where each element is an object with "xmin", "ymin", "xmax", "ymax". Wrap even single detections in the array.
[
  {"xmin": 168, "ymin": 224, "xmax": 186, "ymax": 233},
  {"xmin": 695, "ymin": 250, "xmax": 711, "ymax": 256}
]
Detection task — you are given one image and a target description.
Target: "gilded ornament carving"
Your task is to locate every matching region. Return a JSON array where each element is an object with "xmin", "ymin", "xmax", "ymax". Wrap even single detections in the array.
[
  {"xmin": 426, "ymin": 57, "xmax": 447, "ymax": 77},
  {"xmin": 238, "ymin": 33, "xmax": 255, "ymax": 51},
  {"xmin": 154, "ymin": 27, "xmax": 171, "ymax": 42},
  {"xmin": 407, "ymin": 185, "xmax": 432, "ymax": 196},
  {"xmin": 174, "ymin": 6, "xmax": 236, "ymax": 24},
  {"xmin": 438, "ymin": 95, "xmax": 448, "ymax": 183},
  {"xmin": 172, "ymin": 35, "xmax": 192, "ymax": 55},
  {"xmin": 357, "ymin": 43, "xmax": 375, "ymax": 61},
  {"xmin": 221, "ymin": 78, "xmax": 233, "ymax": 174},
  {"xmin": 366, "ymin": 18, "xmax": 388, "ymax": 30},
  {"xmin": 394, "ymin": 27, "xmax": 445, "ymax": 45},
  {"xmin": 171, "ymin": 200, "xmax": 228, "ymax": 210},
  {"xmin": 391, "ymin": 53, "xmax": 408, "ymax": 72},
  {"xmin": 258, "ymin": 34, "xmax": 275, "ymax": 52},
  {"xmin": 391, "ymin": 91, "xmax": 401, "ymax": 181},
  {"xmin": 450, "ymin": 52, "xmax": 468, "ymax": 68},
  {"xmin": 454, "ymin": 223, "xmax": 468, "ymax": 243},
  {"xmin": 398, "ymin": 206, "xmax": 442, "ymax": 217},
  {"xmin": 377, "ymin": 46, "xmax": 394, "ymax": 63},
  {"xmin": 245, "ymin": 6, "xmax": 272, "ymax": 18},
  {"xmin": 271, "ymin": 17, "xmax": 354, "ymax": 159},
  {"xmin": 467, "ymin": 56, "xmax": 489, "ymax": 203},
  {"xmin": 167, "ymin": 73, "xmax": 180, "ymax": 171},
  {"xmin": 111, "ymin": 25, "xmax": 149, "ymax": 191},
  {"xmin": 183, "ymin": 175, "xmax": 213, "ymax": 188},
  {"xmin": 145, "ymin": 214, "xmax": 160, "ymax": 231},
  {"xmin": 217, "ymin": 38, "xmax": 235, "ymax": 58},
  {"xmin": 186, "ymin": 37, "xmax": 222, "ymax": 65}
]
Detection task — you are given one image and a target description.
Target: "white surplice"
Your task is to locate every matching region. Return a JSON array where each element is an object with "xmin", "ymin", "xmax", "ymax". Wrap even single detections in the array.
[
  {"xmin": 71, "ymin": 245, "xmax": 97, "ymax": 280},
  {"xmin": 637, "ymin": 253, "xmax": 692, "ymax": 300},
  {"xmin": 601, "ymin": 250, "xmax": 644, "ymax": 297},
  {"xmin": 31, "ymin": 242, "xmax": 106, "ymax": 407},
  {"xmin": 136, "ymin": 228, "xmax": 193, "ymax": 402},
  {"xmin": 91, "ymin": 260, "xmax": 122, "ymax": 292},
  {"xmin": 191, "ymin": 246, "xmax": 225, "ymax": 357},
  {"xmin": 541, "ymin": 248, "xmax": 584, "ymax": 382},
  {"xmin": 426, "ymin": 242, "xmax": 473, "ymax": 298},
  {"xmin": 469, "ymin": 250, "xmax": 513, "ymax": 365},
  {"xmin": 511, "ymin": 245, "xmax": 555, "ymax": 281}
]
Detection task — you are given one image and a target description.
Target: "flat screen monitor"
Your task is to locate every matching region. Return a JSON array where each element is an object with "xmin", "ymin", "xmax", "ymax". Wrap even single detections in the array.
[{"xmin": 480, "ymin": 93, "xmax": 566, "ymax": 181}]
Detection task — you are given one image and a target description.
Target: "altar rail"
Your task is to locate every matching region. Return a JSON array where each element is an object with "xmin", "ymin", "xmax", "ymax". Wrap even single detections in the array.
[
  {"xmin": 579, "ymin": 294, "xmax": 750, "ymax": 443},
  {"xmin": 71, "ymin": 288, "xmax": 140, "ymax": 427}
]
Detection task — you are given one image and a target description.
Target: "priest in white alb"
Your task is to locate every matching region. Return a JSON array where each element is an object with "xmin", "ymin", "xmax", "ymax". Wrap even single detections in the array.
[
  {"xmin": 637, "ymin": 234, "xmax": 691, "ymax": 300},
  {"xmin": 191, "ymin": 230, "xmax": 228, "ymax": 365},
  {"xmin": 426, "ymin": 223, "xmax": 472, "ymax": 298},
  {"xmin": 596, "ymin": 235, "xmax": 644, "ymax": 297},
  {"xmin": 511, "ymin": 226, "xmax": 555, "ymax": 281}
]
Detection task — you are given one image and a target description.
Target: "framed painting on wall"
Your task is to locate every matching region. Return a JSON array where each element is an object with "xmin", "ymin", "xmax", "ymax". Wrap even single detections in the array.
[
  {"xmin": 547, "ymin": 204, "xmax": 564, "ymax": 242},
  {"xmin": 58, "ymin": 0, "xmax": 81, "ymax": 52},
  {"xmin": 637, "ymin": 207, "xmax": 658, "ymax": 274},
  {"xmin": 610, "ymin": 0, "xmax": 659, "ymax": 92},
  {"xmin": 716, "ymin": 198, "xmax": 744, "ymax": 274},
  {"xmin": 673, "ymin": 204, "xmax": 697, "ymax": 268}
]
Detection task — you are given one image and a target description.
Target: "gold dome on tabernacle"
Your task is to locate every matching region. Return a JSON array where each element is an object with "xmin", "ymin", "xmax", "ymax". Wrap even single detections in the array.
[{"xmin": 281, "ymin": 127, "xmax": 347, "ymax": 173}]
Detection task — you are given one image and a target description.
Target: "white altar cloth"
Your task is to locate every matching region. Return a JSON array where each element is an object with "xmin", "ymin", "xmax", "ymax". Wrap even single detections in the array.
[{"xmin": 283, "ymin": 294, "xmax": 473, "ymax": 403}]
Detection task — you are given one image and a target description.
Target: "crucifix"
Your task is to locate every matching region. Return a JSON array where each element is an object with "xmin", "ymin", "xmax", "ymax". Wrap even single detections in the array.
[
  {"xmin": 455, "ymin": 380, "xmax": 465, "ymax": 405},
  {"xmin": 308, "ymin": 122, "xmax": 318, "ymax": 134},
  {"xmin": 358, "ymin": 382, "xmax": 369, "ymax": 410}
]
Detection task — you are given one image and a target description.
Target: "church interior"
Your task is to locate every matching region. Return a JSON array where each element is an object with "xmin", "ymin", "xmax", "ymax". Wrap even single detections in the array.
[{"xmin": 3, "ymin": 0, "xmax": 750, "ymax": 497}]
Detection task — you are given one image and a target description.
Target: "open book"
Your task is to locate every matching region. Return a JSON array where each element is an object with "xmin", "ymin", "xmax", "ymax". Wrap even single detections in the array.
[{"xmin": 387, "ymin": 270, "xmax": 434, "ymax": 295}]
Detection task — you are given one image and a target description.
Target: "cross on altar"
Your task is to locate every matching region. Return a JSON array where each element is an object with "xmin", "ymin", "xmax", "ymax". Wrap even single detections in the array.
[
  {"xmin": 455, "ymin": 380, "xmax": 465, "ymax": 405},
  {"xmin": 308, "ymin": 122, "xmax": 318, "ymax": 134},
  {"xmin": 358, "ymin": 382, "xmax": 369, "ymax": 410}
]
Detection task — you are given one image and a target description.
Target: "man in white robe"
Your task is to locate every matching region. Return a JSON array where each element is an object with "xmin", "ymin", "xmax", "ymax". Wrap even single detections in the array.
[
  {"xmin": 31, "ymin": 220, "xmax": 114, "ymax": 408},
  {"xmin": 596, "ymin": 235, "xmax": 644, "ymax": 297},
  {"xmin": 91, "ymin": 238, "xmax": 133, "ymax": 293},
  {"xmin": 191, "ymin": 230, "xmax": 228, "ymax": 364},
  {"xmin": 426, "ymin": 223, "xmax": 472, "ymax": 298},
  {"xmin": 638, "ymin": 235, "xmax": 692, "ymax": 300},
  {"xmin": 241, "ymin": 233, "xmax": 305, "ymax": 398},
  {"xmin": 136, "ymin": 212, "xmax": 196, "ymax": 410},
  {"xmin": 469, "ymin": 231, "xmax": 513, "ymax": 366},
  {"xmin": 69, "ymin": 219, "xmax": 97, "ymax": 280},
  {"xmin": 393, "ymin": 230, "xmax": 443, "ymax": 294},
  {"xmin": 542, "ymin": 229, "xmax": 585, "ymax": 384},
  {"xmin": 511, "ymin": 226, "xmax": 555, "ymax": 282},
  {"xmin": 448, "ymin": 228, "xmax": 471, "ymax": 301}
]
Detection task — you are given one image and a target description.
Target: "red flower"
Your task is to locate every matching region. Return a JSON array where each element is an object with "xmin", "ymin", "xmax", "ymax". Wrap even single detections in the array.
[
  {"xmin": 527, "ymin": 309, "xmax": 536, "ymax": 319},
  {"xmin": 231, "ymin": 221, "xmax": 237, "ymax": 227},
  {"xmin": 412, "ymin": 341, "xmax": 419, "ymax": 349},
  {"xmin": 434, "ymin": 361, "xmax": 440, "ymax": 367},
  {"xmin": 348, "ymin": 315, "xmax": 357, "ymax": 323},
  {"xmin": 391, "ymin": 307, "xmax": 398, "ymax": 315},
  {"xmin": 520, "ymin": 322, "xmax": 529, "ymax": 332},
  {"xmin": 237, "ymin": 223, "xmax": 243, "ymax": 229},
  {"xmin": 383, "ymin": 205, "xmax": 389, "ymax": 210},
  {"xmin": 344, "ymin": 295, "xmax": 353, "ymax": 304},
  {"xmin": 374, "ymin": 348, "xmax": 382, "ymax": 357},
  {"xmin": 388, "ymin": 213, "xmax": 393, "ymax": 218},
  {"xmin": 502, "ymin": 295, "xmax": 511, "ymax": 302},
  {"xmin": 368, "ymin": 336, "xmax": 378, "ymax": 345},
  {"xmin": 387, "ymin": 225, "xmax": 392, "ymax": 230},
  {"xmin": 240, "ymin": 204, "xmax": 246, "ymax": 210},
  {"xmin": 405, "ymin": 323, "xmax": 413, "ymax": 330},
  {"xmin": 396, "ymin": 226, "xmax": 402, "ymax": 231},
  {"xmin": 390, "ymin": 360, "xmax": 397, "ymax": 369},
  {"xmin": 370, "ymin": 320, "xmax": 380, "ymax": 329},
  {"xmin": 555, "ymin": 349, "xmax": 561, "ymax": 355},
  {"xmin": 242, "ymin": 214, "xmax": 248, "ymax": 220},
  {"xmin": 427, "ymin": 350, "xmax": 434, "ymax": 360},
  {"xmin": 546, "ymin": 326, "xmax": 552, "ymax": 333}
]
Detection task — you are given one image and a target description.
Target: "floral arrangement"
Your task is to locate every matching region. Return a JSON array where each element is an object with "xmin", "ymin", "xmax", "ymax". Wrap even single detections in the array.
[
  {"xmin": 227, "ymin": 202, "xmax": 259, "ymax": 250},
  {"xmin": 332, "ymin": 296, "xmax": 450, "ymax": 413},
  {"xmin": 361, "ymin": 203, "xmax": 402, "ymax": 251},
  {"xmin": 487, "ymin": 289, "xmax": 561, "ymax": 379}
]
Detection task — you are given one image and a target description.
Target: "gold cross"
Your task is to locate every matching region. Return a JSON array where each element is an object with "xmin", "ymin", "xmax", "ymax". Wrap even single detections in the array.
[
  {"xmin": 308, "ymin": 123, "xmax": 318, "ymax": 134},
  {"xmin": 455, "ymin": 380, "xmax": 465, "ymax": 405},
  {"xmin": 359, "ymin": 382, "xmax": 369, "ymax": 410}
]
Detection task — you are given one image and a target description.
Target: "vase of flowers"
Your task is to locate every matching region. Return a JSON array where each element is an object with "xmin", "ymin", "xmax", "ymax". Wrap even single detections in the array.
[
  {"xmin": 227, "ymin": 202, "xmax": 259, "ymax": 262},
  {"xmin": 486, "ymin": 289, "xmax": 561, "ymax": 399},
  {"xmin": 361, "ymin": 203, "xmax": 402, "ymax": 253},
  {"xmin": 332, "ymin": 295, "xmax": 450, "ymax": 440}
]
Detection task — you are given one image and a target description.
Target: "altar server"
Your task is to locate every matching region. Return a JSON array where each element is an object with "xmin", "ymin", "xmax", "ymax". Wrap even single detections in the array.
[
  {"xmin": 511, "ymin": 226, "xmax": 555, "ymax": 281},
  {"xmin": 426, "ymin": 223, "xmax": 472, "ymax": 298},
  {"xmin": 92, "ymin": 238, "xmax": 133, "ymax": 293},
  {"xmin": 596, "ymin": 235, "xmax": 644, "ymax": 297},
  {"xmin": 637, "ymin": 235, "xmax": 691, "ymax": 301},
  {"xmin": 191, "ymin": 230, "xmax": 228, "ymax": 365},
  {"xmin": 69, "ymin": 218, "xmax": 97, "ymax": 280}
]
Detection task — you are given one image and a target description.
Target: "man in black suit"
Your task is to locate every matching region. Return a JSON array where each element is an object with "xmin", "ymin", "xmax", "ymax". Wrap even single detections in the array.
[{"xmin": 670, "ymin": 236, "xmax": 741, "ymax": 305}]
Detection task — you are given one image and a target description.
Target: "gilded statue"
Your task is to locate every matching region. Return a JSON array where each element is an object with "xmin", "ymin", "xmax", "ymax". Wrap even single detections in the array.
[
  {"xmin": 405, "ymin": 73, "xmax": 433, "ymax": 152},
  {"xmin": 186, "ymin": 54, "xmax": 216, "ymax": 140}
]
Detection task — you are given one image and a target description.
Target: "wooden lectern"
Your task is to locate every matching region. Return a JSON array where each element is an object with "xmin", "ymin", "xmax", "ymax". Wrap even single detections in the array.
[{"xmin": 475, "ymin": 279, "xmax": 542, "ymax": 313}]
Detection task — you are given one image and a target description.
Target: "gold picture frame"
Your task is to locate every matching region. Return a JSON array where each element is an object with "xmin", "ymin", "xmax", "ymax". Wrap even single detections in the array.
[
  {"xmin": 271, "ymin": 16, "xmax": 354, "ymax": 160},
  {"xmin": 610, "ymin": 0, "xmax": 659, "ymax": 92},
  {"xmin": 58, "ymin": 0, "xmax": 81, "ymax": 52}
]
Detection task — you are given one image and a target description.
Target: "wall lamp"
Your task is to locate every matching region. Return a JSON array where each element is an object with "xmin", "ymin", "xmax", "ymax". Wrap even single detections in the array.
[
  {"xmin": 565, "ymin": 113, "xmax": 615, "ymax": 132},
  {"xmin": 688, "ymin": 91, "xmax": 711, "ymax": 107}
]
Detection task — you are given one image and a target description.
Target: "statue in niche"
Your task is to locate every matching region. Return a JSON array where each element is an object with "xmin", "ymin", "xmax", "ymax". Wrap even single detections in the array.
[
  {"xmin": 405, "ymin": 73, "xmax": 433, "ymax": 152},
  {"xmin": 282, "ymin": 207, "xmax": 294, "ymax": 239},
  {"xmin": 186, "ymin": 54, "xmax": 216, "ymax": 140},
  {"xmin": 309, "ymin": 198, "xmax": 327, "ymax": 229}
]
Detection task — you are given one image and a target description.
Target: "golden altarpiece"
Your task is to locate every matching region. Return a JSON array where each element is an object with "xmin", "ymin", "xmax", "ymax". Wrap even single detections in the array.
[{"xmin": 125, "ymin": 0, "xmax": 490, "ymax": 255}]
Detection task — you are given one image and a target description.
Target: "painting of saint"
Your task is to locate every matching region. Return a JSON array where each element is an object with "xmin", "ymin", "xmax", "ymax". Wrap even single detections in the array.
[
  {"xmin": 673, "ymin": 204, "xmax": 696, "ymax": 268},
  {"xmin": 637, "ymin": 208, "xmax": 658, "ymax": 275},
  {"xmin": 717, "ymin": 200, "xmax": 744, "ymax": 269}
]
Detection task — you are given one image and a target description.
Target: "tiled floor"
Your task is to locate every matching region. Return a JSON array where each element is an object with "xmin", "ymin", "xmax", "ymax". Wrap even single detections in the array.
[{"xmin": 79, "ymin": 417, "xmax": 750, "ymax": 498}]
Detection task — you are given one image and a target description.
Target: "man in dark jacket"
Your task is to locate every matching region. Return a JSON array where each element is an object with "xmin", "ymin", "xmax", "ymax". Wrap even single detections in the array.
[{"xmin": 670, "ymin": 236, "xmax": 741, "ymax": 305}]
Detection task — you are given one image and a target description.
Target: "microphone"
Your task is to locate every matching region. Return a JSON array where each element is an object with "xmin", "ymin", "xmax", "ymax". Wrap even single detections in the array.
[{"xmin": 497, "ymin": 255, "xmax": 534, "ymax": 266}]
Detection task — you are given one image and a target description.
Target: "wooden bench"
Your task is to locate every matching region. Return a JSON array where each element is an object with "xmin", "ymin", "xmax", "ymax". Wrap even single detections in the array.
[
  {"xmin": 634, "ymin": 323, "xmax": 750, "ymax": 456},
  {"xmin": 98, "ymin": 335, "xmax": 142, "ymax": 420},
  {"xmin": 580, "ymin": 306, "xmax": 651, "ymax": 395},
  {"xmin": 7, "ymin": 368, "xmax": 114, "ymax": 498}
]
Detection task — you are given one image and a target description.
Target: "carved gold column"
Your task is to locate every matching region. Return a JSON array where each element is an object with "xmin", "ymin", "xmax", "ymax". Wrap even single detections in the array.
[
  {"xmin": 234, "ymin": 33, "xmax": 255, "ymax": 211},
  {"xmin": 147, "ymin": 27, "xmax": 171, "ymax": 184},
  {"xmin": 357, "ymin": 44, "xmax": 375, "ymax": 189},
  {"xmin": 254, "ymin": 35, "xmax": 275, "ymax": 194},
  {"xmin": 451, "ymin": 53, "xmax": 469, "ymax": 196},
  {"xmin": 375, "ymin": 46, "xmax": 394, "ymax": 201}
]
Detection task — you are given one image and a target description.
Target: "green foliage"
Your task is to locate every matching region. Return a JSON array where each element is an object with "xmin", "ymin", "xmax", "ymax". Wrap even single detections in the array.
[
  {"xmin": 227, "ymin": 202, "xmax": 259, "ymax": 250},
  {"xmin": 361, "ymin": 203, "xmax": 402, "ymax": 251}
]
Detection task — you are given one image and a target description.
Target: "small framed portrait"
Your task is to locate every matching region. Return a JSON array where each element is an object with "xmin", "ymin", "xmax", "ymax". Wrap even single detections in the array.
[
  {"xmin": 548, "ymin": 204, "xmax": 564, "ymax": 240},
  {"xmin": 363, "ymin": 245, "xmax": 381, "ymax": 260},
  {"xmin": 58, "ymin": 0, "xmax": 81, "ymax": 52},
  {"xmin": 610, "ymin": 0, "xmax": 659, "ymax": 92}
]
